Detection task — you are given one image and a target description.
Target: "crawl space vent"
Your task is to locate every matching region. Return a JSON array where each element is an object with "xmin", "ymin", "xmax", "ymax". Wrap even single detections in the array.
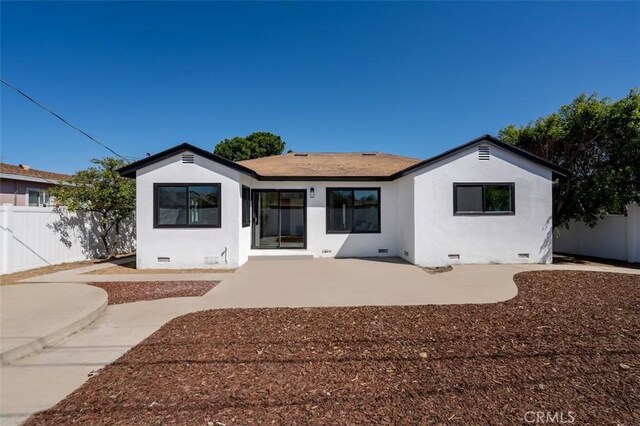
[
  {"xmin": 378, "ymin": 248, "xmax": 389, "ymax": 254},
  {"xmin": 182, "ymin": 154, "xmax": 195, "ymax": 164},
  {"xmin": 518, "ymin": 253, "xmax": 530, "ymax": 259},
  {"xmin": 478, "ymin": 145, "xmax": 490, "ymax": 161},
  {"xmin": 157, "ymin": 257, "xmax": 170, "ymax": 263},
  {"xmin": 448, "ymin": 254, "xmax": 460, "ymax": 260}
]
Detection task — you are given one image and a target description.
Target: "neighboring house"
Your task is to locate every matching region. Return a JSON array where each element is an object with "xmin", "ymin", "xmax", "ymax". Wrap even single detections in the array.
[
  {"xmin": 118, "ymin": 134, "xmax": 566, "ymax": 269},
  {"xmin": 0, "ymin": 163, "xmax": 69, "ymax": 207}
]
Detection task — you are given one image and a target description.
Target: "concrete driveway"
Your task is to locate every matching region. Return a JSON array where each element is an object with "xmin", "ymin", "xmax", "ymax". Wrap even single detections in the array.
[{"xmin": 210, "ymin": 257, "xmax": 519, "ymax": 307}]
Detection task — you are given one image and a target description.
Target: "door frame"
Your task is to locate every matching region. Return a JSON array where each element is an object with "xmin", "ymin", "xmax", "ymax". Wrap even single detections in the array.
[{"xmin": 251, "ymin": 189, "xmax": 307, "ymax": 249}]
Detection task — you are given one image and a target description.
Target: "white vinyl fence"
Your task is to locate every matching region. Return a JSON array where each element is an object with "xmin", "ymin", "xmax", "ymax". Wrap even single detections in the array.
[
  {"xmin": 0, "ymin": 204, "xmax": 135, "ymax": 274},
  {"xmin": 554, "ymin": 203, "xmax": 640, "ymax": 263}
]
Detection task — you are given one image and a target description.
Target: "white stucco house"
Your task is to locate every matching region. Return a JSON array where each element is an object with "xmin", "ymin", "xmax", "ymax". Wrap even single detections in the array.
[{"xmin": 118, "ymin": 135, "xmax": 566, "ymax": 269}]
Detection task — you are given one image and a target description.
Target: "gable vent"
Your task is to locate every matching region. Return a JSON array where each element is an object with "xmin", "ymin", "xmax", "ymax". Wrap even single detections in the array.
[
  {"xmin": 478, "ymin": 145, "xmax": 490, "ymax": 160},
  {"xmin": 182, "ymin": 154, "xmax": 195, "ymax": 164}
]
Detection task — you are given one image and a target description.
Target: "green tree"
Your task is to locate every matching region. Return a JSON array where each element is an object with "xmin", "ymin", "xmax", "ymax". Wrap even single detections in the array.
[
  {"xmin": 499, "ymin": 90, "xmax": 640, "ymax": 228},
  {"xmin": 51, "ymin": 157, "xmax": 135, "ymax": 258},
  {"xmin": 214, "ymin": 132, "xmax": 285, "ymax": 161}
]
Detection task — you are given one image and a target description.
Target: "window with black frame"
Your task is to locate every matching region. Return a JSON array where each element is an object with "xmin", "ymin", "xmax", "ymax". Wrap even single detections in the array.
[
  {"xmin": 155, "ymin": 183, "xmax": 221, "ymax": 227},
  {"xmin": 454, "ymin": 183, "xmax": 514, "ymax": 215},
  {"xmin": 242, "ymin": 186, "xmax": 251, "ymax": 227},
  {"xmin": 327, "ymin": 188, "xmax": 380, "ymax": 233}
]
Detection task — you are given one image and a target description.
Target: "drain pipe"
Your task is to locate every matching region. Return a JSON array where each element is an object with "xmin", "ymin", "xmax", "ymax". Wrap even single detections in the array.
[{"xmin": 222, "ymin": 246, "xmax": 228, "ymax": 264}]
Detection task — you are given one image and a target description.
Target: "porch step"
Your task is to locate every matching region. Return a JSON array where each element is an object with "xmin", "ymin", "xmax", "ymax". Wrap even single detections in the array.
[{"xmin": 248, "ymin": 250, "xmax": 314, "ymax": 261}]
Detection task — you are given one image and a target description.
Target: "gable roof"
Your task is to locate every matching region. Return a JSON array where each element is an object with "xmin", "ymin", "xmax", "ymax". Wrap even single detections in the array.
[
  {"xmin": 0, "ymin": 162, "xmax": 70, "ymax": 183},
  {"xmin": 117, "ymin": 143, "xmax": 259, "ymax": 179},
  {"xmin": 392, "ymin": 134, "xmax": 568, "ymax": 178},
  {"xmin": 237, "ymin": 152, "xmax": 420, "ymax": 178},
  {"xmin": 117, "ymin": 134, "xmax": 567, "ymax": 180}
]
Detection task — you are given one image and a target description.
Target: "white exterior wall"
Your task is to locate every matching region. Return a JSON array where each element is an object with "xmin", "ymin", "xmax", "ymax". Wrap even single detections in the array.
[
  {"xmin": 554, "ymin": 203, "xmax": 640, "ymax": 263},
  {"xmin": 397, "ymin": 175, "xmax": 415, "ymax": 263},
  {"xmin": 238, "ymin": 174, "xmax": 253, "ymax": 266},
  {"xmin": 135, "ymin": 153, "xmax": 243, "ymax": 269},
  {"xmin": 134, "ymin": 144, "xmax": 557, "ymax": 269},
  {"xmin": 411, "ymin": 145, "xmax": 553, "ymax": 267},
  {"xmin": 246, "ymin": 180, "xmax": 401, "ymax": 259}
]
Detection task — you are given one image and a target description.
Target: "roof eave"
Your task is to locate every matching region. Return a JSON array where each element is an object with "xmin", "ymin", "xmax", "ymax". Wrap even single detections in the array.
[
  {"xmin": 257, "ymin": 175, "xmax": 395, "ymax": 182},
  {"xmin": 0, "ymin": 172, "xmax": 64, "ymax": 185}
]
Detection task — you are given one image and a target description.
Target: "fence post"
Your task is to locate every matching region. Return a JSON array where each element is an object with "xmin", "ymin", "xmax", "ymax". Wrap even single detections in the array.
[
  {"xmin": 2, "ymin": 203, "xmax": 13, "ymax": 274},
  {"xmin": 628, "ymin": 204, "xmax": 640, "ymax": 264}
]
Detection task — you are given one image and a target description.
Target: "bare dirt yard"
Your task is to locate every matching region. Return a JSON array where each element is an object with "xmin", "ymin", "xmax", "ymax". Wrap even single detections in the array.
[
  {"xmin": 86, "ymin": 261, "xmax": 235, "ymax": 275},
  {"xmin": 0, "ymin": 256, "xmax": 131, "ymax": 285},
  {"xmin": 88, "ymin": 281, "xmax": 219, "ymax": 304},
  {"xmin": 27, "ymin": 271, "xmax": 639, "ymax": 425}
]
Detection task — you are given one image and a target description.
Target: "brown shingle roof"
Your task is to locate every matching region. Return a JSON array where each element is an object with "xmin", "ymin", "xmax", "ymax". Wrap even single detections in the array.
[
  {"xmin": 237, "ymin": 152, "xmax": 421, "ymax": 177},
  {"xmin": 0, "ymin": 163, "xmax": 70, "ymax": 182}
]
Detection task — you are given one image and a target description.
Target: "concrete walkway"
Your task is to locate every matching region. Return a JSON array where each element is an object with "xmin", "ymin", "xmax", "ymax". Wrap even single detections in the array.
[
  {"xmin": 0, "ymin": 283, "xmax": 107, "ymax": 365},
  {"xmin": 1, "ymin": 258, "xmax": 638, "ymax": 425}
]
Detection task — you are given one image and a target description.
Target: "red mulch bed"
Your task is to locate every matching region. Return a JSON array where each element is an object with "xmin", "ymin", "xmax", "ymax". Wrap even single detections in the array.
[
  {"xmin": 28, "ymin": 271, "xmax": 639, "ymax": 424},
  {"xmin": 88, "ymin": 281, "xmax": 219, "ymax": 304}
]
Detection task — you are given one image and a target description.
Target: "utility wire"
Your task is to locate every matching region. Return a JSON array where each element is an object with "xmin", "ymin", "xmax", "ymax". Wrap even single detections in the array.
[{"xmin": 1, "ymin": 78, "xmax": 135, "ymax": 160}]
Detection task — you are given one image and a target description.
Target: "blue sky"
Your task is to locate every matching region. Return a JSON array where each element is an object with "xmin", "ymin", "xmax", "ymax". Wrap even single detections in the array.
[{"xmin": 1, "ymin": 1, "xmax": 638, "ymax": 173}]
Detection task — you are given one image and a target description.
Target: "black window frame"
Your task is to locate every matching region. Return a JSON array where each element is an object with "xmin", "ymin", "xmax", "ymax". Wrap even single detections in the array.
[
  {"xmin": 154, "ymin": 183, "xmax": 222, "ymax": 228},
  {"xmin": 326, "ymin": 187, "xmax": 381, "ymax": 234},
  {"xmin": 241, "ymin": 185, "xmax": 251, "ymax": 228},
  {"xmin": 453, "ymin": 183, "xmax": 515, "ymax": 215}
]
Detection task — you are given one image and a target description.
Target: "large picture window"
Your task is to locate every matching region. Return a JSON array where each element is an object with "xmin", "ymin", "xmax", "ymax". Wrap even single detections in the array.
[
  {"xmin": 327, "ymin": 188, "xmax": 380, "ymax": 233},
  {"xmin": 454, "ymin": 183, "xmax": 515, "ymax": 215},
  {"xmin": 242, "ymin": 186, "xmax": 251, "ymax": 227},
  {"xmin": 154, "ymin": 183, "xmax": 221, "ymax": 228}
]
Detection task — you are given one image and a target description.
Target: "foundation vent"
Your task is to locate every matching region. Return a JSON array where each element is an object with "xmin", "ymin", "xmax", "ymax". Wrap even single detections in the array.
[
  {"xmin": 157, "ymin": 257, "xmax": 170, "ymax": 263},
  {"xmin": 404, "ymin": 250, "xmax": 410, "ymax": 257},
  {"xmin": 448, "ymin": 254, "xmax": 460, "ymax": 260},
  {"xmin": 478, "ymin": 145, "xmax": 490, "ymax": 160},
  {"xmin": 378, "ymin": 248, "xmax": 389, "ymax": 254},
  {"xmin": 518, "ymin": 253, "xmax": 530, "ymax": 259},
  {"xmin": 182, "ymin": 153, "xmax": 195, "ymax": 164}
]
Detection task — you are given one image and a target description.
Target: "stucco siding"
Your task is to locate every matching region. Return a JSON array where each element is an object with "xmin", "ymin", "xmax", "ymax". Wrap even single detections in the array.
[
  {"xmin": 396, "ymin": 175, "xmax": 415, "ymax": 263},
  {"xmin": 411, "ymin": 144, "xmax": 553, "ymax": 267},
  {"xmin": 247, "ymin": 180, "xmax": 400, "ymax": 259},
  {"xmin": 134, "ymin": 144, "xmax": 554, "ymax": 269},
  {"xmin": 135, "ymin": 153, "xmax": 242, "ymax": 269}
]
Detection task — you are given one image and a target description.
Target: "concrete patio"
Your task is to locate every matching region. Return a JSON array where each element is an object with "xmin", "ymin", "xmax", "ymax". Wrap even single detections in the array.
[{"xmin": 1, "ymin": 257, "xmax": 638, "ymax": 425}]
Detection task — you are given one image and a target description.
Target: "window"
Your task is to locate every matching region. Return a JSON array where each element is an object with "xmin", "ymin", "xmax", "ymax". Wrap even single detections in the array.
[
  {"xmin": 154, "ymin": 183, "xmax": 221, "ymax": 228},
  {"xmin": 242, "ymin": 186, "xmax": 251, "ymax": 227},
  {"xmin": 454, "ymin": 183, "xmax": 515, "ymax": 215},
  {"xmin": 26, "ymin": 188, "xmax": 51, "ymax": 207},
  {"xmin": 327, "ymin": 188, "xmax": 380, "ymax": 233}
]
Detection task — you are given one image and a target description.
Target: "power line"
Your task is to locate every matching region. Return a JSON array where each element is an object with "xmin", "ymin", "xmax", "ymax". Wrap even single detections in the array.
[{"xmin": 1, "ymin": 79, "xmax": 135, "ymax": 160}]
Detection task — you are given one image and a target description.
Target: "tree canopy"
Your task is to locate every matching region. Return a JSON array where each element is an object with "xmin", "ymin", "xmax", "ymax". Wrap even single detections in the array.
[
  {"xmin": 213, "ymin": 132, "xmax": 285, "ymax": 161},
  {"xmin": 499, "ymin": 89, "xmax": 640, "ymax": 228},
  {"xmin": 51, "ymin": 157, "xmax": 135, "ymax": 257}
]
